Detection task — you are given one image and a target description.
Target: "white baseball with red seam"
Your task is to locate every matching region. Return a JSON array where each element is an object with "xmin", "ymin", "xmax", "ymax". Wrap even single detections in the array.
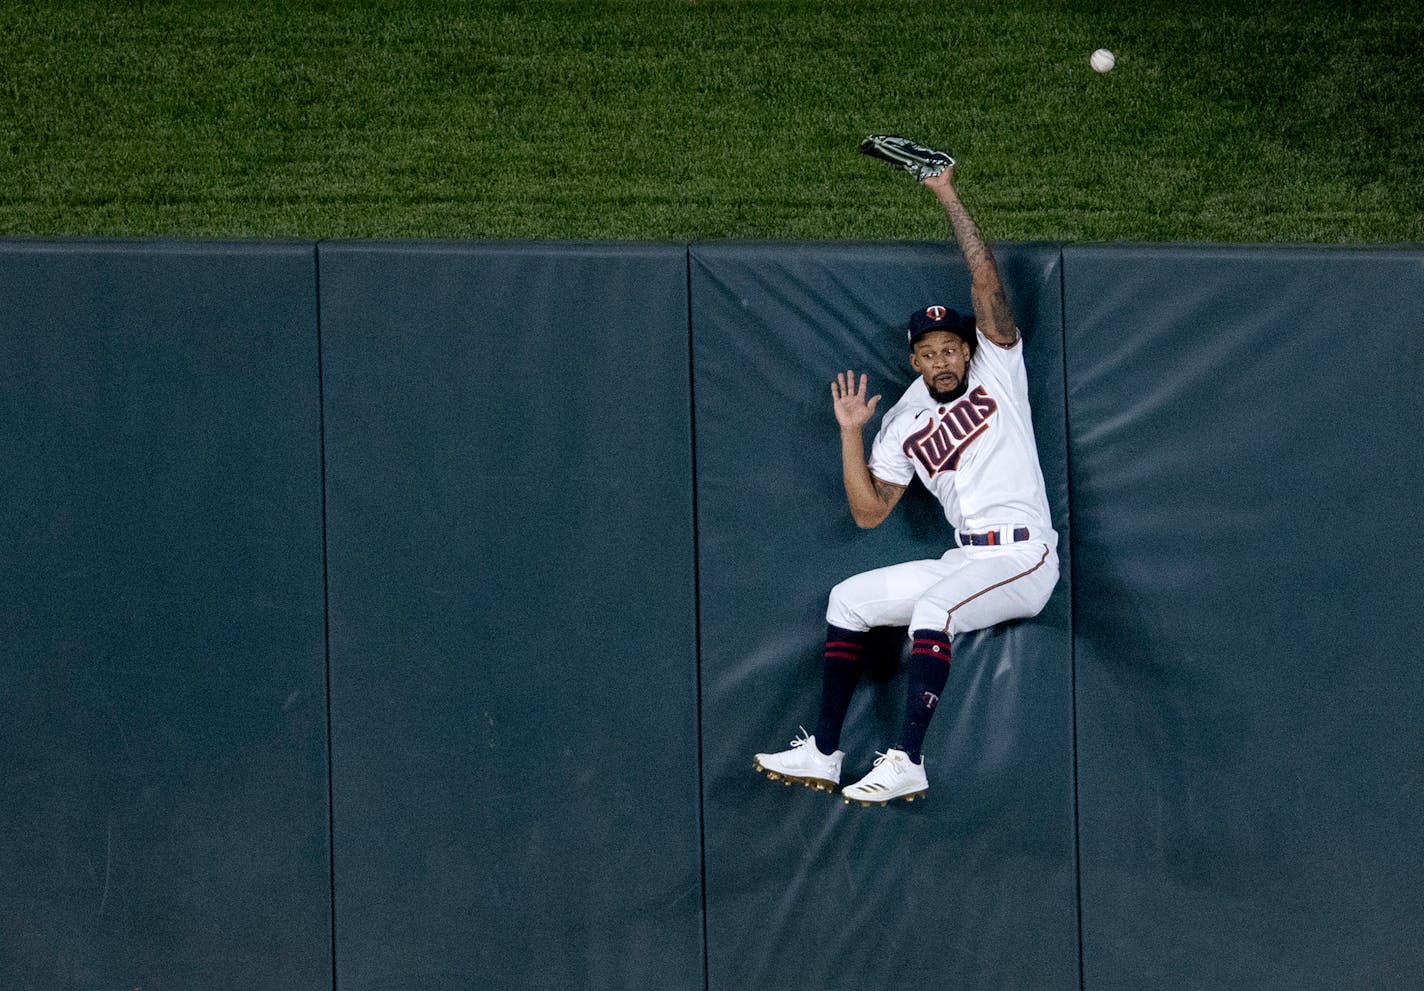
[{"xmin": 1090, "ymin": 48, "xmax": 1116, "ymax": 73}]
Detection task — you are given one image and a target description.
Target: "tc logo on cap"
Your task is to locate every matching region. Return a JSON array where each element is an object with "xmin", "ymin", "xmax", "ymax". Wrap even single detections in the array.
[{"xmin": 926, "ymin": 305, "xmax": 947, "ymax": 320}]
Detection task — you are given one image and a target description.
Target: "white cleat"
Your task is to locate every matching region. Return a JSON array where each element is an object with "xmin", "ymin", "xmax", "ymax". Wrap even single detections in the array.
[
  {"xmin": 753, "ymin": 728, "xmax": 844, "ymax": 793},
  {"xmin": 841, "ymin": 749, "xmax": 928, "ymax": 806}
]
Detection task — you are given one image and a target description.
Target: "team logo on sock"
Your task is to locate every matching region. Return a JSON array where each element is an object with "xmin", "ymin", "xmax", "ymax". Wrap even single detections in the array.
[{"xmin": 921, "ymin": 691, "xmax": 940, "ymax": 709}]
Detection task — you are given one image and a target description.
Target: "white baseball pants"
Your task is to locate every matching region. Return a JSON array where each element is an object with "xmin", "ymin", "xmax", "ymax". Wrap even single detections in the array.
[{"xmin": 825, "ymin": 541, "xmax": 1059, "ymax": 637}]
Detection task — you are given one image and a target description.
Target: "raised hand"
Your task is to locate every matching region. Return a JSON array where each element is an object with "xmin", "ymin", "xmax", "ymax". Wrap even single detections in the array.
[
  {"xmin": 921, "ymin": 164, "xmax": 955, "ymax": 192},
  {"xmin": 831, "ymin": 370, "xmax": 881, "ymax": 429}
]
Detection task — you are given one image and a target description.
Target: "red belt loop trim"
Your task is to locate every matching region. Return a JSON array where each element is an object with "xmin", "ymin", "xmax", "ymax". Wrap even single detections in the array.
[{"xmin": 957, "ymin": 526, "xmax": 1033, "ymax": 546}]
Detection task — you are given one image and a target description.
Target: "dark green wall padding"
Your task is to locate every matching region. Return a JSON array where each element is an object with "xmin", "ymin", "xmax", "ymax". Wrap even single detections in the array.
[
  {"xmin": 691, "ymin": 242, "xmax": 1077, "ymax": 991},
  {"xmin": 0, "ymin": 241, "xmax": 330, "ymax": 990},
  {"xmin": 2, "ymin": 240, "xmax": 1420, "ymax": 991},
  {"xmin": 1065, "ymin": 245, "xmax": 1424, "ymax": 991},
  {"xmin": 317, "ymin": 242, "xmax": 703, "ymax": 991}
]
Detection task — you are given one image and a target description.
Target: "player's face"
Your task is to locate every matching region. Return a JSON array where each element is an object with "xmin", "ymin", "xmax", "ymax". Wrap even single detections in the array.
[{"xmin": 910, "ymin": 331, "xmax": 970, "ymax": 395}]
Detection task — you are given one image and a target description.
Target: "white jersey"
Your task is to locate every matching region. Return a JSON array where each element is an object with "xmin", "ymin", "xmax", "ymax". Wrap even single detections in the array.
[{"xmin": 867, "ymin": 329, "xmax": 1056, "ymax": 543}]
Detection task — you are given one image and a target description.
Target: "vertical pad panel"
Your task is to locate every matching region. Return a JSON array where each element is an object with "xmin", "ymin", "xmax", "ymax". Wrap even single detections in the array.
[
  {"xmin": 1066, "ymin": 246, "xmax": 1424, "ymax": 990},
  {"xmin": 320, "ymin": 243, "xmax": 701, "ymax": 991},
  {"xmin": 692, "ymin": 242, "xmax": 1076, "ymax": 991},
  {"xmin": 0, "ymin": 241, "xmax": 330, "ymax": 990}
]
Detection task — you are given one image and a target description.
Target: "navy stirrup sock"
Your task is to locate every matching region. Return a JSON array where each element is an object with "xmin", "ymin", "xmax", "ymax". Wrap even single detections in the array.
[
  {"xmin": 812, "ymin": 625, "xmax": 868, "ymax": 753},
  {"xmin": 896, "ymin": 629, "xmax": 953, "ymax": 763}
]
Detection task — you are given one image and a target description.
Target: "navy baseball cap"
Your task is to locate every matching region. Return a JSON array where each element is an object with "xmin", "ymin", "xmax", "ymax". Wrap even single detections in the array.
[{"xmin": 907, "ymin": 305, "xmax": 977, "ymax": 351}]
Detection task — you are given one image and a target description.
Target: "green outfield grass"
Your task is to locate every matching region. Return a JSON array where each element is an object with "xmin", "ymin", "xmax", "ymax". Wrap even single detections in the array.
[{"xmin": 2, "ymin": 0, "xmax": 1421, "ymax": 242}]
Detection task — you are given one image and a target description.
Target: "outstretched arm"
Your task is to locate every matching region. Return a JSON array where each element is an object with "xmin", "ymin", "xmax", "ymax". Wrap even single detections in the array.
[
  {"xmin": 922, "ymin": 168, "xmax": 1019, "ymax": 348},
  {"xmin": 831, "ymin": 370, "xmax": 905, "ymax": 529}
]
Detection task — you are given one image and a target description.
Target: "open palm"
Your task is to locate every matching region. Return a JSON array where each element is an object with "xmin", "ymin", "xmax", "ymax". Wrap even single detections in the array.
[{"xmin": 831, "ymin": 370, "xmax": 881, "ymax": 429}]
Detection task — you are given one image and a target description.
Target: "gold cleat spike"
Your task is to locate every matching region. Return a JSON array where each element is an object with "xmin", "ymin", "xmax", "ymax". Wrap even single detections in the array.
[{"xmin": 766, "ymin": 772, "xmax": 780, "ymax": 780}]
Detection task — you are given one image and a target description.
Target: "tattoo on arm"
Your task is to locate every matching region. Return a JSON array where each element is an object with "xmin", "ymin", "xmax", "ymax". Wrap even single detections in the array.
[
  {"xmin": 985, "ymin": 286, "xmax": 1018, "ymax": 344},
  {"xmin": 944, "ymin": 192, "xmax": 1019, "ymax": 345},
  {"xmin": 872, "ymin": 477, "xmax": 903, "ymax": 506},
  {"xmin": 945, "ymin": 196, "xmax": 991, "ymax": 271}
]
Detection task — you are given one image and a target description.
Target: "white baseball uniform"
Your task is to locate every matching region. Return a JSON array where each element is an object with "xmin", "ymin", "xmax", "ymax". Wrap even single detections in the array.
[{"xmin": 826, "ymin": 328, "xmax": 1059, "ymax": 636}]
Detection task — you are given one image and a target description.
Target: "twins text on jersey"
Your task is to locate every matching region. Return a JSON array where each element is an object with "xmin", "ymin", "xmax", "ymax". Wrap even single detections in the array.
[{"xmin": 901, "ymin": 385, "xmax": 999, "ymax": 476}]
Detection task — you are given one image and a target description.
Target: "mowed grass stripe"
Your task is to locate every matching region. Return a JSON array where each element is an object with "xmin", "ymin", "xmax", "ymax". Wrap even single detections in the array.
[{"xmin": 1, "ymin": 1, "xmax": 1420, "ymax": 241}]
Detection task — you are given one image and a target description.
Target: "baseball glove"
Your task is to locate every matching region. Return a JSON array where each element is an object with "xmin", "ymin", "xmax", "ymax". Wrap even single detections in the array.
[{"xmin": 859, "ymin": 134, "xmax": 955, "ymax": 181}]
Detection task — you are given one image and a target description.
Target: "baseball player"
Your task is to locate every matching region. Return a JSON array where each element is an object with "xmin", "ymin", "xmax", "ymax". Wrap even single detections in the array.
[{"xmin": 754, "ymin": 157, "xmax": 1059, "ymax": 806}]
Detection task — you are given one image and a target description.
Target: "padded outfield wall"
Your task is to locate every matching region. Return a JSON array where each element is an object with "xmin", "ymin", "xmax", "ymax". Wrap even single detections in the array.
[
  {"xmin": 1064, "ymin": 245, "xmax": 1424, "ymax": 990},
  {"xmin": 1, "ymin": 239, "xmax": 1420, "ymax": 991}
]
